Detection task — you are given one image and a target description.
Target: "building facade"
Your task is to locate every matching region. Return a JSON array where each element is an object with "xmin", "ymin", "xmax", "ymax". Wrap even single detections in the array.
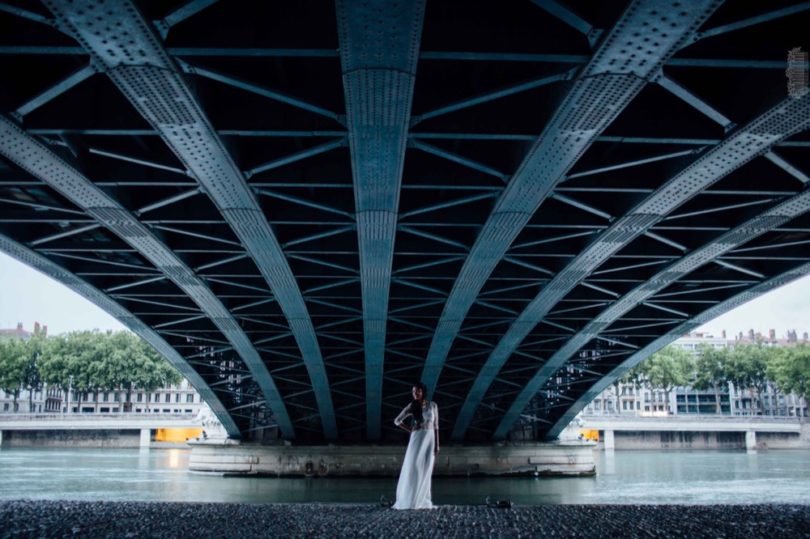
[
  {"xmin": 0, "ymin": 322, "xmax": 205, "ymax": 415},
  {"xmin": 583, "ymin": 330, "xmax": 809, "ymax": 418},
  {"xmin": 0, "ymin": 379, "xmax": 205, "ymax": 415}
]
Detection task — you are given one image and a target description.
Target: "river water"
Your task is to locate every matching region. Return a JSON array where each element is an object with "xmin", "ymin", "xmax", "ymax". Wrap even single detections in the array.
[{"xmin": 1, "ymin": 448, "xmax": 809, "ymax": 505}]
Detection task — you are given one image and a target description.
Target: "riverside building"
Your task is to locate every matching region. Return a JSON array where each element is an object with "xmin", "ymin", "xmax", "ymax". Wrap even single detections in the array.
[{"xmin": 583, "ymin": 330, "xmax": 809, "ymax": 418}]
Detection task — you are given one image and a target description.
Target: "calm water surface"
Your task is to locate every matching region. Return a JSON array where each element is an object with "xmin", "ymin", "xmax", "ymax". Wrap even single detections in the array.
[{"xmin": 1, "ymin": 448, "xmax": 809, "ymax": 505}]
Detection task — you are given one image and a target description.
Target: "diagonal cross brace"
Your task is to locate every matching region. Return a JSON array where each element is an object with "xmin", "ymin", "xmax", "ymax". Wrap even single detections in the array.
[
  {"xmin": 483, "ymin": 185, "xmax": 810, "ymax": 441},
  {"xmin": 421, "ymin": 0, "xmax": 723, "ymax": 400},
  {"xmin": 337, "ymin": 0, "xmax": 426, "ymax": 440},
  {"xmin": 0, "ymin": 233, "xmax": 242, "ymax": 436},
  {"xmin": 0, "ymin": 122, "xmax": 267, "ymax": 439},
  {"xmin": 532, "ymin": 188, "xmax": 810, "ymax": 431},
  {"xmin": 545, "ymin": 256, "xmax": 810, "ymax": 439},
  {"xmin": 490, "ymin": 91, "xmax": 810, "ymax": 441},
  {"xmin": 43, "ymin": 0, "xmax": 337, "ymax": 440}
]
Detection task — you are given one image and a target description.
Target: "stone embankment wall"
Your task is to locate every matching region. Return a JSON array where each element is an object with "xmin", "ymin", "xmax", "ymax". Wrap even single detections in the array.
[
  {"xmin": 599, "ymin": 420, "xmax": 810, "ymax": 450},
  {"xmin": 1, "ymin": 429, "xmax": 141, "ymax": 448}
]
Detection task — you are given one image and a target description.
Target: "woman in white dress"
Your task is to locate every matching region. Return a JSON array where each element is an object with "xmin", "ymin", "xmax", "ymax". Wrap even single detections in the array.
[{"xmin": 392, "ymin": 383, "xmax": 440, "ymax": 510}]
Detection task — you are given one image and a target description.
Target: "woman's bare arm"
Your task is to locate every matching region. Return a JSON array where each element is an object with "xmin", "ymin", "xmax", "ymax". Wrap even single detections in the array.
[{"xmin": 394, "ymin": 404, "xmax": 413, "ymax": 433}]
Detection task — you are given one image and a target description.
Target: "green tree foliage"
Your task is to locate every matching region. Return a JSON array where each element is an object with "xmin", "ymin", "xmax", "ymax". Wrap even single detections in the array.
[
  {"xmin": 22, "ymin": 335, "xmax": 45, "ymax": 413},
  {"xmin": 0, "ymin": 338, "xmax": 28, "ymax": 409},
  {"xmin": 9, "ymin": 330, "xmax": 182, "ymax": 413},
  {"xmin": 726, "ymin": 344, "xmax": 772, "ymax": 414},
  {"xmin": 693, "ymin": 345, "xmax": 730, "ymax": 414},
  {"xmin": 637, "ymin": 346, "xmax": 695, "ymax": 413},
  {"xmin": 767, "ymin": 344, "xmax": 810, "ymax": 415}
]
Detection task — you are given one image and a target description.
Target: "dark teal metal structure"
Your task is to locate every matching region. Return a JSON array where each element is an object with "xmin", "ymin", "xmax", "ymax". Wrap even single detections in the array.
[{"xmin": 0, "ymin": 0, "xmax": 809, "ymax": 443}]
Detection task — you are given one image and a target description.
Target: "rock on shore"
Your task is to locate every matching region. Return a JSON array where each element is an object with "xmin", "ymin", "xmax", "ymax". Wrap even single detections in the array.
[{"xmin": 1, "ymin": 500, "xmax": 809, "ymax": 538}]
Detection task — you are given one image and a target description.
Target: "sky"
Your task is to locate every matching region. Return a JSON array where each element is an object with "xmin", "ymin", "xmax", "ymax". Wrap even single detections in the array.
[{"xmin": 1, "ymin": 250, "xmax": 810, "ymax": 338}]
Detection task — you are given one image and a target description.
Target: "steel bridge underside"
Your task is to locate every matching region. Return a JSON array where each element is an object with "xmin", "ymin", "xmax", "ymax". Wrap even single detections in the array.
[{"xmin": 1, "ymin": 0, "xmax": 809, "ymax": 443}]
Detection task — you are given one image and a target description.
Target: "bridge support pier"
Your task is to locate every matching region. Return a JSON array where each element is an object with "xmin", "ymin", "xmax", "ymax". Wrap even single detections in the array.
[
  {"xmin": 745, "ymin": 430, "xmax": 757, "ymax": 451},
  {"xmin": 188, "ymin": 440, "xmax": 596, "ymax": 477},
  {"xmin": 603, "ymin": 430, "xmax": 615, "ymax": 451},
  {"xmin": 140, "ymin": 429, "xmax": 151, "ymax": 448}
]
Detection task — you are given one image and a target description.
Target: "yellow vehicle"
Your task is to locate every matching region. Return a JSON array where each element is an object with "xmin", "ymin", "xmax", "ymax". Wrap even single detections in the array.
[
  {"xmin": 153, "ymin": 427, "xmax": 203, "ymax": 443},
  {"xmin": 579, "ymin": 429, "xmax": 599, "ymax": 442}
]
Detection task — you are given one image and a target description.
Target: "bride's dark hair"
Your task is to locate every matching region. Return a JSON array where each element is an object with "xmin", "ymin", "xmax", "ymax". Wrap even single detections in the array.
[{"xmin": 409, "ymin": 382, "xmax": 428, "ymax": 427}]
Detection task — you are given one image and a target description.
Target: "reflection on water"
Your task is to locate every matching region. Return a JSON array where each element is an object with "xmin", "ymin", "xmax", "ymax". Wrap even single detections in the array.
[{"xmin": 1, "ymin": 447, "xmax": 809, "ymax": 505}]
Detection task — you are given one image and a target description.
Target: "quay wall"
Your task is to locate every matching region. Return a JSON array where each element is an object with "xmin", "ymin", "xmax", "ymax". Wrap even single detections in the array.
[
  {"xmin": 596, "ymin": 421, "xmax": 810, "ymax": 450},
  {"xmin": 1, "ymin": 429, "xmax": 142, "ymax": 448}
]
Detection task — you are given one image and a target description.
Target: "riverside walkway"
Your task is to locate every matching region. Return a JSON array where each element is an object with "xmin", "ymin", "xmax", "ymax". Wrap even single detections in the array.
[
  {"xmin": 578, "ymin": 414, "xmax": 806, "ymax": 450},
  {"xmin": 0, "ymin": 413, "xmax": 201, "ymax": 447},
  {"xmin": 1, "ymin": 500, "xmax": 809, "ymax": 538},
  {"xmin": 0, "ymin": 413, "xmax": 200, "ymax": 431}
]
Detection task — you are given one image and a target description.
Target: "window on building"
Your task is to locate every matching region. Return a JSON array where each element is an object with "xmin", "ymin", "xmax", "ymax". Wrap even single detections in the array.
[
  {"xmin": 3, "ymin": 403, "xmax": 8, "ymax": 411},
  {"xmin": 164, "ymin": 394, "xmax": 171, "ymax": 403},
  {"xmin": 101, "ymin": 393, "xmax": 107, "ymax": 402},
  {"xmin": 175, "ymin": 394, "xmax": 181, "ymax": 403},
  {"xmin": 186, "ymin": 394, "xmax": 193, "ymax": 403},
  {"xmin": 137, "ymin": 393, "xmax": 143, "ymax": 403}
]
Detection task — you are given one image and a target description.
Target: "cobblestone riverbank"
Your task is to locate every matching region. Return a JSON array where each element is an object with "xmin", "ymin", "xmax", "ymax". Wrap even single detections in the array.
[{"xmin": 1, "ymin": 501, "xmax": 809, "ymax": 538}]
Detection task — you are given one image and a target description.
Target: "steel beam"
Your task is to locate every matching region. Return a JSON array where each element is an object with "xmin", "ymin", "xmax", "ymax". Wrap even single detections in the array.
[
  {"xmin": 695, "ymin": 2, "xmax": 810, "ymax": 42},
  {"xmin": 420, "ymin": 0, "xmax": 722, "ymax": 399},
  {"xmin": 0, "ymin": 114, "xmax": 294, "ymax": 439},
  {"xmin": 487, "ymin": 92, "xmax": 810, "ymax": 441},
  {"xmin": 0, "ymin": 231, "xmax": 241, "ymax": 437},
  {"xmin": 530, "ymin": 0, "xmax": 594, "ymax": 37},
  {"xmin": 411, "ymin": 69, "xmax": 575, "ymax": 126},
  {"xmin": 43, "ymin": 0, "xmax": 338, "ymax": 440},
  {"xmin": 546, "ymin": 255, "xmax": 810, "ymax": 439},
  {"xmin": 15, "ymin": 64, "xmax": 97, "ymax": 118},
  {"xmin": 153, "ymin": 0, "xmax": 218, "ymax": 38},
  {"xmin": 180, "ymin": 61, "xmax": 344, "ymax": 124}
]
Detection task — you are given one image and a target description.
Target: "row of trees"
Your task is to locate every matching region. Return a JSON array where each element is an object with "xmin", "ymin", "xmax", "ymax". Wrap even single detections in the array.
[
  {"xmin": 617, "ymin": 343, "xmax": 810, "ymax": 415},
  {"xmin": 0, "ymin": 330, "xmax": 180, "ymax": 413}
]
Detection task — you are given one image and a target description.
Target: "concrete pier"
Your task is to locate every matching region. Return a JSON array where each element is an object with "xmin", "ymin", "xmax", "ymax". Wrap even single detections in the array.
[
  {"xmin": 603, "ymin": 430, "xmax": 615, "ymax": 451},
  {"xmin": 745, "ymin": 430, "xmax": 757, "ymax": 451},
  {"xmin": 188, "ymin": 441, "xmax": 596, "ymax": 477}
]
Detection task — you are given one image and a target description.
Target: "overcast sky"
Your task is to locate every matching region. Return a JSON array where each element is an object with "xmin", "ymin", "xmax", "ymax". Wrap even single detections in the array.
[{"xmin": 2, "ymin": 251, "xmax": 810, "ymax": 338}]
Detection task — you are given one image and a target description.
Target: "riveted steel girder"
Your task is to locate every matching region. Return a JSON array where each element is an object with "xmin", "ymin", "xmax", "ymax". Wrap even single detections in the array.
[
  {"xmin": 420, "ymin": 0, "xmax": 723, "ymax": 397},
  {"xmin": 337, "ymin": 0, "xmax": 425, "ymax": 440},
  {"xmin": 0, "ymin": 119, "xmax": 276, "ymax": 439},
  {"xmin": 42, "ymin": 0, "xmax": 338, "ymax": 440},
  {"xmin": 490, "ymin": 91, "xmax": 810, "ymax": 440},
  {"xmin": 3, "ymin": 0, "xmax": 810, "ymax": 446},
  {"xmin": 0, "ymin": 231, "xmax": 240, "ymax": 436},
  {"xmin": 455, "ymin": 179, "xmax": 810, "ymax": 440},
  {"xmin": 545, "ymin": 257, "xmax": 810, "ymax": 439}
]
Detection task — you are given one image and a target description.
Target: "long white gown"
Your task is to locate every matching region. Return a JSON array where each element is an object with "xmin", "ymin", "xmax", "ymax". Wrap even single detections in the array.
[{"xmin": 392, "ymin": 400, "xmax": 438, "ymax": 510}]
